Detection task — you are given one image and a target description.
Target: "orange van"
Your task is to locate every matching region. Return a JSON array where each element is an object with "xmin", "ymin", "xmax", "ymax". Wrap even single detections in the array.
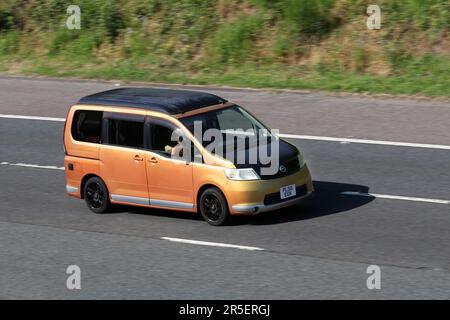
[{"xmin": 64, "ymin": 88, "xmax": 313, "ymax": 225}]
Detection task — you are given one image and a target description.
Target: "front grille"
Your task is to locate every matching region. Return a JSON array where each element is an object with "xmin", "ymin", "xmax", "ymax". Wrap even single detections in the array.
[
  {"xmin": 264, "ymin": 184, "xmax": 308, "ymax": 206},
  {"xmin": 260, "ymin": 156, "xmax": 300, "ymax": 180}
]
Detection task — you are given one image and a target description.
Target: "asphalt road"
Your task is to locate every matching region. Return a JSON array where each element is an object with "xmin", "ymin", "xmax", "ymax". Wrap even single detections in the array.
[{"xmin": 0, "ymin": 77, "xmax": 449, "ymax": 299}]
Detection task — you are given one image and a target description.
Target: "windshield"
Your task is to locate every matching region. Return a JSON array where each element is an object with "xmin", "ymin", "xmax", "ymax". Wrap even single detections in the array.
[
  {"xmin": 179, "ymin": 105, "xmax": 281, "ymax": 169},
  {"xmin": 180, "ymin": 105, "xmax": 274, "ymax": 158},
  {"xmin": 180, "ymin": 105, "xmax": 272, "ymax": 149}
]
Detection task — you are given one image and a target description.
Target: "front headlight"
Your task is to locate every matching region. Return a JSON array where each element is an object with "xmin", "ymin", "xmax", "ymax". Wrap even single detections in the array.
[
  {"xmin": 224, "ymin": 168, "xmax": 260, "ymax": 181},
  {"xmin": 298, "ymin": 152, "xmax": 306, "ymax": 168}
]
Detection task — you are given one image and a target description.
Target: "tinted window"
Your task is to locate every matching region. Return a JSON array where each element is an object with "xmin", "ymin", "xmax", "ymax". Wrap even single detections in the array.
[
  {"xmin": 216, "ymin": 107, "xmax": 255, "ymax": 131},
  {"xmin": 180, "ymin": 105, "xmax": 270, "ymax": 143},
  {"xmin": 108, "ymin": 119, "xmax": 144, "ymax": 149},
  {"xmin": 149, "ymin": 122, "xmax": 178, "ymax": 155},
  {"xmin": 71, "ymin": 110, "xmax": 103, "ymax": 144}
]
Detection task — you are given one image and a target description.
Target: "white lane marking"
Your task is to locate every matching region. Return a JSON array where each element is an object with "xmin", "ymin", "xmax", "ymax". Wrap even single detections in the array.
[
  {"xmin": 0, "ymin": 161, "xmax": 64, "ymax": 171},
  {"xmin": 2, "ymin": 160, "xmax": 448, "ymax": 206},
  {"xmin": 0, "ymin": 114, "xmax": 65, "ymax": 122},
  {"xmin": 279, "ymin": 134, "xmax": 450, "ymax": 151},
  {"xmin": 161, "ymin": 237, "xmax": 264, "ymax": 251},
  {"xmin": 341, "ymin": 191, "xmax": 450, "ymax": 205},
  {"xmin": 1, "ymin": 113, "xmax": 450, "ymax": 151}
]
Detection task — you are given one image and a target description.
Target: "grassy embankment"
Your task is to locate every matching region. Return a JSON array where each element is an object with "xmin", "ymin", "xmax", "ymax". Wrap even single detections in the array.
[{"xmin": 0, "ymin": 0, "xmax": 449, "ymax": 96}]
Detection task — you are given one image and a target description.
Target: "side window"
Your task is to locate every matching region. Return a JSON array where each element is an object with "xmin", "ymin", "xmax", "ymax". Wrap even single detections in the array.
[
  {"xmin": 71, "ymin": 110, "xmax": 103, "ymax": 143},
  {"xmin": 216, "ymin": 108, "xmax": 254, "ymax": 131},
  {"xmin": 108, "ymin": 119, "xmax": 144, "ymax": 149},
  {"xmin": 149, "ymin": 121, "xmax": 178, "ymax": 156},
  {"xmin": 149, "ymin": 120, "xmax": 202, "ymax": 162}
]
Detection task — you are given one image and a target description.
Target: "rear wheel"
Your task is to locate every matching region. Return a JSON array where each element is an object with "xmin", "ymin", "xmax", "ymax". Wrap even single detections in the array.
[
  {"xmin": 83, "ymin": 177, "xmax": 110, "ymax": 214},
  {"xmin": 199, "ymin": 187, "xmax": 230, "ymax": 226}
]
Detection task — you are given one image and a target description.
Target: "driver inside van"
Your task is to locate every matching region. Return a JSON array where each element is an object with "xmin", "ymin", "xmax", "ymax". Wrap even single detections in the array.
[{"xmin": 165, "ymin": 129, "xmax": 187, "ymax": 160}]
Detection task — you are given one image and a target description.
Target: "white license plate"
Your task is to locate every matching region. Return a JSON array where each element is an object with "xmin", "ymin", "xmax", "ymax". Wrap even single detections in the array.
[{"xmin": 280, "ymin": 184, "xmax": 296, "ymax": 200}]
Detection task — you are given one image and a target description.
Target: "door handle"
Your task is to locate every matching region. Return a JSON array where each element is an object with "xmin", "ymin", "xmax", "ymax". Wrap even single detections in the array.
[
  {"xmin": 134, "ymin": 155, "xmax": 144, "ymax": 162},
  {"xmin": 148, "ymin": 157, "xmax": 158, "ymax": 164}
]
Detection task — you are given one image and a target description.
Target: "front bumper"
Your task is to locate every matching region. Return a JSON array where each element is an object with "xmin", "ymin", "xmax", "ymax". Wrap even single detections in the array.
[
  {"xmin": 226, "ymin": 165, "xmax": 313, "ymax": 215},
  {"xmin": 232, "ymin": 190, "xmax": 313, "ymax": 214}
]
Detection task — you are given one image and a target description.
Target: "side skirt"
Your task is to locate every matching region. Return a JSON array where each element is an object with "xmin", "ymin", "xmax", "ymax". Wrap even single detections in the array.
[{"xmin": 111, "ymin": 194, "xmax": 194, "ymax": 211}]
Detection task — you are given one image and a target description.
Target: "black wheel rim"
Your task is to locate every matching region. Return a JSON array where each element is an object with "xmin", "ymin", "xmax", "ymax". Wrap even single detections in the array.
[
  {"xmin": 202, "ymin": 194, "xmax": 223, "ymax": 222},
  {"xmin": 86, "ymin": 182, "xmax": 105, "ymax": 209}
]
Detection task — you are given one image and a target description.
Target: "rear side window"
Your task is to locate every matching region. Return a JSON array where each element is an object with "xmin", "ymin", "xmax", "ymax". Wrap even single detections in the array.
[
  {"xmin": 71, "ymin": 110, "xmax": 103, "ymax": 144},
  {"xmin": 108, "ymin": 119, "xmax": 144, "ymax": 149}
]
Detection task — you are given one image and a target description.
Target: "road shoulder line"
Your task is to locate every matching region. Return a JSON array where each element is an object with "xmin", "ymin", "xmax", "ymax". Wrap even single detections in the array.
[
  {"xmin": 161, "ymin": 237, "xmax": 265, "ymax": 251},
  {"xmin": 341, "ymin": 191, "xmax": 450, "ymax": 205},
  {"xmin": 2, "ymin": 113, "xmax": 450, "ymax": 150}
]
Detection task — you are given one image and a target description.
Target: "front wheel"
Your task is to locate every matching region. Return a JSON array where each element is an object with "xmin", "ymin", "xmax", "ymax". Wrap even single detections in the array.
[
  {"xmin": 199, "ymin": 187, "xmax": 230, "ymax": 226},
  {"xmin": 83, "ymin": 176, "xmax": 111, "ymax": 214}
]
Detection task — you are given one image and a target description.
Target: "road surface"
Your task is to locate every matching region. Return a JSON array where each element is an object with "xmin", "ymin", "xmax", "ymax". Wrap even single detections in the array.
[{"xmin": 0, "ymin": 76, "xmax": 449, "ymax": 299}]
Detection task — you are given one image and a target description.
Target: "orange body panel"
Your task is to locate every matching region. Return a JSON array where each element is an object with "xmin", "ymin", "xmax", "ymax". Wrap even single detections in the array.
[
  {"xmin": 146, "ymin": 152, "xmax": 194, "ymax": 205},
  {"xmin": 100, "ymin": 144, "xmax": 148, "ymax": 199}
]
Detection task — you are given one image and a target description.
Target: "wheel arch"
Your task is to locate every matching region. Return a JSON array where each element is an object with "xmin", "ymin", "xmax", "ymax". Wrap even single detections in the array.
[
  {"xmin": 196, "ymin": 183, "xmax": 229, "ymax": 212},
  {"xmin": 80, "ymin": 174, "xmax": 105, "ymax": 199}
]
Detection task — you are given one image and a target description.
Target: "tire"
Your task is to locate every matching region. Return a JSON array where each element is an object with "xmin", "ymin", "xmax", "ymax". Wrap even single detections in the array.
[
  {"xmin": 199, "ymin": 187, "xmax": 230, "ymax": 226},
  {"xmin": 83, "ymin": 176, "xmax": 111, "ymax": 214}
]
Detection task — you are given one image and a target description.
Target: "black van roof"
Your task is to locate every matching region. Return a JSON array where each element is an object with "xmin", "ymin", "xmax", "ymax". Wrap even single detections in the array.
[{"xmin": 77, "ymin": 87, "xmax": 228, "ymax": 115}]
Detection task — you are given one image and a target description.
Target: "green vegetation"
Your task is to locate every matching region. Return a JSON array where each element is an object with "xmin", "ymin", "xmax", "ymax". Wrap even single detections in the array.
[{"xmin": 0, "ymin": 0, "xmax": 449, "ymax": 96}]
